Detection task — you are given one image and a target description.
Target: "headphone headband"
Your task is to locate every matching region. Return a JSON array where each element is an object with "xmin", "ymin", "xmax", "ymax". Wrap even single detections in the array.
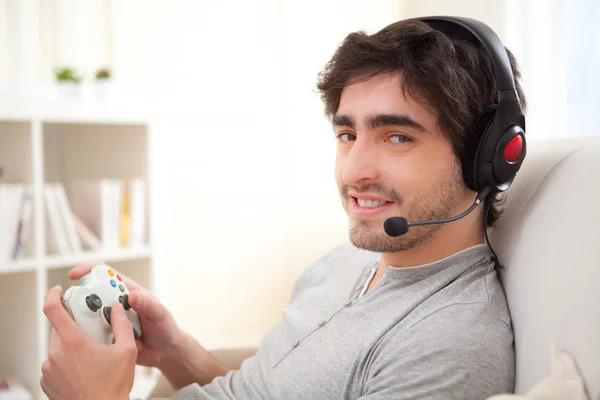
[{"xmin": 419, "ymin": 16, "xmax": 521, "ymax": 104}]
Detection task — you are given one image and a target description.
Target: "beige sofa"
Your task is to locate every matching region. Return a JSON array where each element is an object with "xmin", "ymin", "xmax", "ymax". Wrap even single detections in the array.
[
  {"xmin": 490, "ymin": 134, "xmax": 600, "ymax": 397},
  {"xmin": 150, "ymin": 135, "xmax": 600, "ymax": 399}
]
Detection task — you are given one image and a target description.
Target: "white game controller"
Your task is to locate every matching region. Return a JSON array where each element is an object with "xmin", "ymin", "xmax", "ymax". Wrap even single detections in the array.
[{"xmin": 62, "ymin": 265, "xmax": 142, "ymax": 344}]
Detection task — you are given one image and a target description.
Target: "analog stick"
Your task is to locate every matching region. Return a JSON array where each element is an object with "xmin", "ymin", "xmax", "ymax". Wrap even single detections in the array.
[
  {"xmin": 119, "ymin": 294, "xmax": 131, "ymax": 311},
  {"xmin": 103, "ymin": 306, "xmax": 112, "ymax": 325},
  {"xmin": 85, "ymin": 294, "xmax": 102, "ymax": 312}
]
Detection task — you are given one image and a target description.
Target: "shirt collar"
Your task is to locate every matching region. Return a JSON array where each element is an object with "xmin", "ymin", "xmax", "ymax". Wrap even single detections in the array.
[{"xmin": 380, "ymin": 244, "xmax": 493, "ymax": 284}]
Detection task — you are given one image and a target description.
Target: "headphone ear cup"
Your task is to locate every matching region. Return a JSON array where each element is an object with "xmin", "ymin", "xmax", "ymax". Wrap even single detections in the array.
[{"xmin": 462, "ymin": 105, "xmax": 497, "ymax": 192}]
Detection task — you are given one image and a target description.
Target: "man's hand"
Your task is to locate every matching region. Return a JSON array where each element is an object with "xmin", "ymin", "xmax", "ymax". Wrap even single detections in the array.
[
  {"xmin": 41, "ymin": 285, "xmax": 136, "ymax": 400},
  {"xmin": 68, "ymin": 262, "xmax": 232, "ymax": 390},
  {"xmin": 68, "ymin": 262, "xmax": 181, "ymax": 368}
]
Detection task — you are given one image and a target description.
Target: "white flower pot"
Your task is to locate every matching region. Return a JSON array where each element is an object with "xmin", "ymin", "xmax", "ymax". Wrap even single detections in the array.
[
  {"xmin": 95, "ymin": 79, "xmax": 113, "ymax": 100},
  {"xmin": 56, "ymin": 81, "xmax": 80, "ymax": 99}
]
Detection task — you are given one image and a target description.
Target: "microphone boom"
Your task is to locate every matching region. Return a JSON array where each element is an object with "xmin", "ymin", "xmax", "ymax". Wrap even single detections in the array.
[{"xmin": 383, "ymin": 187, "xmax": 492, "ymax": 237}]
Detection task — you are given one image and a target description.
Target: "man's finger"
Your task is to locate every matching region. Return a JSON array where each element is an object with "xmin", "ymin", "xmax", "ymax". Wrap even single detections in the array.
[
  {"xmin": 49, "ymin": 328, "xmax": 62, "ymax": 348},
  {"xmin": 111, "ymin": 303, "xmax": 137, "ymax": 352},
  {"xmin": 128, "ymin": 290, "xmax": 167, "ymax": 323},
  {"xmin": 117, "ymin": 274, "xmax": 143, "ymax": 292},
  {"xmin": 41, "ymin": 359, "xmax": 50, "ymax": 376},
  {"xmin": 50, "ymin": 328, "xmax": 60, "ymax": 345},
  {"xmin": 68, "ymin": 263, "xmax": 143, "ymax": 292},
  {"xmin": 48, "ymin": 328, "xmax": 62, "ymax": 361},
  {"xmin": 67, "ymin": 262, "xmax": 105, "ymax": 280},
  {"xmin": 43, "ymin": 286, "xmax": 81, "ymax": 341},
  {"xmin": 135, "ymin": 339, "xmax": 145, "ymax": 353}
]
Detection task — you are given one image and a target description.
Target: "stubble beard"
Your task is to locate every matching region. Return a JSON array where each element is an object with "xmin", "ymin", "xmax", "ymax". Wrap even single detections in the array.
[{"xmin": 346, "ymin": 163, "xmax": 464, "ymax": 253}]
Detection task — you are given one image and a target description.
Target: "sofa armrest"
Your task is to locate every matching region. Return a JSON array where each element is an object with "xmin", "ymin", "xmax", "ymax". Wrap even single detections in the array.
[{"xmin": 147, "ymin": 347, "xmax": 258, "ymax": 399}]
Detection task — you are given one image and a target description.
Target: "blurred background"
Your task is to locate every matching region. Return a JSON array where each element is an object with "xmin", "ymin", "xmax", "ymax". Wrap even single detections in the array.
[{"xmin": 0, "ymin": 0, "xmax": 599, "ymax": 398}]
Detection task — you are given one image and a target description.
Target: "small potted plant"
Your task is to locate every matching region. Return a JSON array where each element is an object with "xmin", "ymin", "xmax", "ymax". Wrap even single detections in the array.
[
  {"xmin": 55, "ymin": 67, "xmax": 82, "ymax": 99},
  {"xmin": 95, "ymin": 67, "xmax": 112, "ymax": 99}
]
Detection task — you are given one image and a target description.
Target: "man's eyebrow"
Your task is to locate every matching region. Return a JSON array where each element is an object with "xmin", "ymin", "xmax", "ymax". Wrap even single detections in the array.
[
  {"xmin": 365, "ymin": 113, "xmax": 426, "ymax": 132},
  {"xmin": 332, "ymin": 114, "xmax": 355, "ymax": 129}
]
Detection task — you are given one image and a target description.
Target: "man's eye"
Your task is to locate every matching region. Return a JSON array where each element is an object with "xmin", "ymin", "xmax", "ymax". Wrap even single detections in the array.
[
  {"xmin": 336, "ymin": 132, "xmax": 356, "ymax": 143},
  {"xmin": 388, "ymin": 134, "xmax": 412, "ymax": 144}
]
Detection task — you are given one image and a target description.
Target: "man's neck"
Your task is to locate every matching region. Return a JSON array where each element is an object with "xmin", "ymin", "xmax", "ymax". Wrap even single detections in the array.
[
  {"xmin": 380, "ymin": 207, "xmax": 485, "ymax": 269},
  {"xmin": 364, "ymin": 215, "xmax": 485, "ymax": 295}
]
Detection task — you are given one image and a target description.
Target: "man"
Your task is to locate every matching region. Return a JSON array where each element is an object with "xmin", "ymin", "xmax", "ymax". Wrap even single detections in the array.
[{"xmin": 41, "ymin": 17, "xmax": 526, "ymax": 399}]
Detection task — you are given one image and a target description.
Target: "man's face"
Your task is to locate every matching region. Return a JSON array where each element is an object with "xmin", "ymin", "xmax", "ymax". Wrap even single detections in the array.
[{"xmin": 334, "ymin": 72, "xmax": 471, "ymax": 253}]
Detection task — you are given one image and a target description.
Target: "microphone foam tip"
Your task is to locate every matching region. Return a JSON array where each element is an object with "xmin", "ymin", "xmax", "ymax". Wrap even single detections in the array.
[{"xmin": 384, "ymin": 217, "xmax": 409, "ymax": 237}]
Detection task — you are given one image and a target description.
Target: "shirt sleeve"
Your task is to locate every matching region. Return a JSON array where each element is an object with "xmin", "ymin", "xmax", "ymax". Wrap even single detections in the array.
[{"xmin": 357, "ymin": 303, "xmax": 515, "ymax": 400}]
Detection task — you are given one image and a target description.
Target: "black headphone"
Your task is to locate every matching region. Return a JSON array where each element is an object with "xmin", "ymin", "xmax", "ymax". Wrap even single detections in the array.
[{"xmin": 418, "ymin": 16, "xmax": 526, "ymax": 194}]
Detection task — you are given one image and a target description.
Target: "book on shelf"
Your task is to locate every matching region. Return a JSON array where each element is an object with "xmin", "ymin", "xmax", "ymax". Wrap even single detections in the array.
[
  {"xmin": 44, "ymin": 183, "xmax": 72, "ymax": 255},
  {"xmin": 13, "ymin": 186, "xmax": 33, "ymax": 259},
  {"xmin": 0, "ymin": 179, "xmax": 146, "ymax": 263},
  {"xmin": 69, "ymin": 178, "xmax": 146, "ymax": 252},
  {"xmin": 0, "ymin": 183, "xmax": 32, "ymax": 262},
  {"xmin": 71, "ymin": 212, "xmax": 102, "ymax": 250},
  {"xmin": 54, "ymin": 183, "xmax": 83, "ymax": 253}
]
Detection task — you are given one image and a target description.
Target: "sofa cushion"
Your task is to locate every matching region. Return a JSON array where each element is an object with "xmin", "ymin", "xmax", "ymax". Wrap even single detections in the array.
[{"xmin": 490, "ymin": 135, "xmax": 600, "ymax": 397}]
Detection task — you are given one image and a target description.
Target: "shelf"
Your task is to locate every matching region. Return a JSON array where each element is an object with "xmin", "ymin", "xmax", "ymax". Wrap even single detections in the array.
[
  {"xmin": 0, "ymin": 102, "xmax": 157, "ymax": 400},
  {"xmin": 0, "ymin": 247, "xmax": 152, "ymax": 273},
  {"xmin": 0, "ymin": 271, "xmax": 39, "ymax": 398},
  {"xmin": 0, "ymin": 97, "xmax": 150, "ymax": 125},
  {"xmin": 0, "ymin": 257, "xmax": 37, "ymax": 275},
  {"xmin": 45, "ymin": 246, "xmax": 152, "ymax": 269}
]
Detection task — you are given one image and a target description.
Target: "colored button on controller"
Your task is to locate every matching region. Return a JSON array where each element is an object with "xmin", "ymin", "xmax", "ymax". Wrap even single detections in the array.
[
  {"xmin": 117, "ymin": 274, "xmax": 122, "ymax": 281},
  {"xmin": 119, "ymin": 284, "xmax": 125, "ymax": 293},
  {"xmin": 108, "ymin": 269, "xmax": 114, "ymax": 277},
  {"xmin": 110, "ymin": 280, "xmax": 117, "ymax": 288}
]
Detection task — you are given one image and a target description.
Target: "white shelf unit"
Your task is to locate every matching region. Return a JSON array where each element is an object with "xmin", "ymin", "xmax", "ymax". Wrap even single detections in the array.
[{"xmin": 0, "ymin": 99, "xmax": 160, "ymax": 399}]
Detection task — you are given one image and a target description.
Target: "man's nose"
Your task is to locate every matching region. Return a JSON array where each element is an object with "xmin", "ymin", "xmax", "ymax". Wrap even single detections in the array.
[{"xmin": 341, "ymin": 139, "xmax": 380, "ymax": 186}]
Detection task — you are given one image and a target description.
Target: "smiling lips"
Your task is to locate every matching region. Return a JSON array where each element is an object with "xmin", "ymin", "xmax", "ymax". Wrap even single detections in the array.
[{"xmin": 350, "ymin": 195, "xmax": 394, "ymax": 216}]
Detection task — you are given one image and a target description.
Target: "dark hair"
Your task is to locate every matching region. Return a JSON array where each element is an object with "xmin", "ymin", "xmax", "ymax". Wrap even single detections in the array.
[{"xmin": 316, "ymin": 19, "xmax": 526, "ymax": 227}]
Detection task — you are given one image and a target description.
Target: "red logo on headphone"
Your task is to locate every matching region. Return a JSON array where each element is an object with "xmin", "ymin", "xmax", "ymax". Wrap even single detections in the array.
[{"xmin": 504, "ymin": 135, "xmax": 523, "ymax": 162}]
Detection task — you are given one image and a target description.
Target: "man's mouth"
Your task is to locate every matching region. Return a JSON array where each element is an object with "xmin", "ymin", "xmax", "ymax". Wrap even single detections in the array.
[
  {"xmin": 355, "ymin": 198, "xmax": 389, "ymax": 208},
  {"xmin": 350, "ymin": 196, "xmax": 394, "ymax": 216}
]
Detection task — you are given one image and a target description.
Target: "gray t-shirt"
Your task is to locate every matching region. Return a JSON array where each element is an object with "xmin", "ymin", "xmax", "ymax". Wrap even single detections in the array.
[{"xmin": 159, "ymin": 242, "xmax": 515, "ymax": 399}]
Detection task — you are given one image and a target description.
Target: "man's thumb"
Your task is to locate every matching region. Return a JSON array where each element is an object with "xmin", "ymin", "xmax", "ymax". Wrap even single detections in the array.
[
  {"xmin": 111, "ymin": 303, "xmax": 135, "ymax": 345},
  {"xmin": 128, "ymin": 290, "xmax": 166, "ymax": 323}
]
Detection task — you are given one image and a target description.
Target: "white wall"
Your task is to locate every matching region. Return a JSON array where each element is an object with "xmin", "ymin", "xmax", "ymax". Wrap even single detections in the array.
[
  {"xmin": 108, "ymin": 0, "xmax": 290, "ymax": 348},
  {"xmin": 402, "ymin": 0, "xmax": 508, "ymax": 37},
  {"xmin": 0, "ymin": 0, "xmax": 42, "ymax": 85},
  {"xmin": 53, "ymin": 0, "xmax": 110, "ymax": 81}
]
